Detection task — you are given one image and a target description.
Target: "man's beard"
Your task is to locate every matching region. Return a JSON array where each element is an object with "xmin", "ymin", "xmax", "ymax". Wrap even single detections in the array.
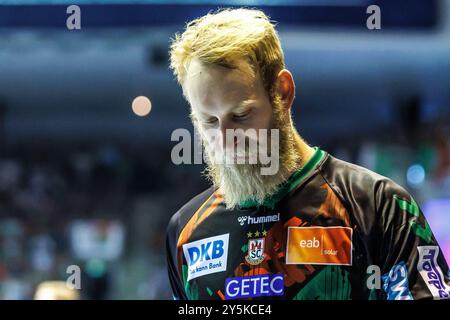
[{"xmin": 199, "ymin": 97, "xmax": 303, "ymax": 210}]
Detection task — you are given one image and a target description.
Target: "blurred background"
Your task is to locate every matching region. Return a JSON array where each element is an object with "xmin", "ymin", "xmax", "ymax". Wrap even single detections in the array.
[{"xmin": 0, "ymin": 0, "xmax": 449, "ymax": 299}]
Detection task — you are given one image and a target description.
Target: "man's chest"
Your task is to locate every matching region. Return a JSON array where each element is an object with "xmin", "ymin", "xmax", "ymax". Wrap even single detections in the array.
[{"xmin": 177, "ymin": 206, "xmax": 369, "ymax": 300}]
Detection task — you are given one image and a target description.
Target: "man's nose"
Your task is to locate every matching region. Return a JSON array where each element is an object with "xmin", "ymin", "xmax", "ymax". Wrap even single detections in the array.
[{"xmin": 219, "ymin": 120, "xmax": 239, "ymax": 149}]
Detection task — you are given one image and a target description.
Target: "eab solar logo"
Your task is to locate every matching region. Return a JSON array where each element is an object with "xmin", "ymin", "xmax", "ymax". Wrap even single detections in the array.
[{"xmin": 183, "ymin": 234, "xmax": 229, "ymax": 281}]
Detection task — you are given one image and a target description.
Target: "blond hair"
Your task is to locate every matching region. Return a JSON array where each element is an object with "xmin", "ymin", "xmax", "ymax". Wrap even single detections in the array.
[{"xmin": 169, "ymin": 8, "xmax": 285, "ymax": 100}]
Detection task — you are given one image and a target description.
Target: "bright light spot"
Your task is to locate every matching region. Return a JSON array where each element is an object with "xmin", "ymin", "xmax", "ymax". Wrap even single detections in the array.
[
  {"xmin": 132, "ymin": 96, "xmax": 152, "ymax": 117},
  {"xmin": 34, "ymin": 281, "xmax": 80, "ymax": 300},
  {"xmin": 407, "ymin": 164, "xmax": 425, "ymax": 187},
  {"xmin": 35, "ymin": 288, "xmax": 57, "ymax": 300}
]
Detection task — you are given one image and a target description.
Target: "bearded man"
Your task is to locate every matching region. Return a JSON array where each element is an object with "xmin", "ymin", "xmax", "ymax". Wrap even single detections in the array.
[{"xmin": 166, "ymin": 8, "xmax": 450, "ymax": 300}]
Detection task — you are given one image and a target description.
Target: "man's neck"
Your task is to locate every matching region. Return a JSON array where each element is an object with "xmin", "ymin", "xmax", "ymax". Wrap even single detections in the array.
[{"xmin": 293, "ymin": 132, "xmax": 316, "ymax": 171}]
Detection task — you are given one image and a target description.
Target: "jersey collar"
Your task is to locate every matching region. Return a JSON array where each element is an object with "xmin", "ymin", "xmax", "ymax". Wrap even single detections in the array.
[{"xmin": 238, "ymin": 147, "xmax": 327, "ymax": 210}]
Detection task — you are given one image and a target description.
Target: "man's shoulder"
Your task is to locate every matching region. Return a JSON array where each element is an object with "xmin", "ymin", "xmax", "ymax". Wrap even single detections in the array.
[
  {"xmin": 320, "ymin": 153, "xmax": 410, "ymax": 207},
  {"xmin": 323, "ymin": 153, "xmax": 405, "ymax": 189},
  {"xmin": 166, "ymin": 186, "xmax": 216, "ymax": 238}
]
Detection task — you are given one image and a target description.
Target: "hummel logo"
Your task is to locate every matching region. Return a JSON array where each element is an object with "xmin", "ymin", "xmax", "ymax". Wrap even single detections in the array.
[
  {"xmin": 237, "ymin": 213, "xmax": 280, "ymax": 226},
  {"xmin": 238, "ymin": 216, "xmax": 248, "ymax": 226}
]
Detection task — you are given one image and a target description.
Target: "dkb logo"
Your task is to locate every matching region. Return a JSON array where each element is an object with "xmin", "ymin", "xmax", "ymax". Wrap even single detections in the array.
[{"xmin": 182, "ymin": 234, "xmax": 229, "ymax": 281}]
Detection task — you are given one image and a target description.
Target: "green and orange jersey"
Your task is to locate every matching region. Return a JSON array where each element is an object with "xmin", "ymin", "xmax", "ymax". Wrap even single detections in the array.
[{"xmin": 166, "ymin": 147, "xmax": 450, "ymax": 300}]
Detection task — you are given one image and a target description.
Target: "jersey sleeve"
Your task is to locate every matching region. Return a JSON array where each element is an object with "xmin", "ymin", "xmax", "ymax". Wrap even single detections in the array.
[
  {"xmin": 166, "ymin": 212, "xmax": 188, "ymax": 300},
  {"xmin": 376, "ymin": 179, "xmax": 450, "ymax": 300},
  {"xmin": 165, "ymin": 187, "xmax": 216, "ymax": 300}
]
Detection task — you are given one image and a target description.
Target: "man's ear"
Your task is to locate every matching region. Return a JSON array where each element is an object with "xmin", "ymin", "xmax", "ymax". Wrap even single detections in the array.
[{"xmin": 275, "ymin": 69, "xmax": 296, "ymax": 111}]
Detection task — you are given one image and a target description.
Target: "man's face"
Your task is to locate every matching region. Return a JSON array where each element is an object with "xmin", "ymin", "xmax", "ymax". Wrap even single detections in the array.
[
  {"xmin": 183, "ymin": 58, "xmax": 300, "ymax": 209},
  {"xmin": 184, "ymin": 58, "xmax": 273, "ymax": 161}
]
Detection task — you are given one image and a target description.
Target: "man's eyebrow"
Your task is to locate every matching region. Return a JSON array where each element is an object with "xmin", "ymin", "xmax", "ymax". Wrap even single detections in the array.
[
  {"xmin": 234, "ymin": 100, "xmax": 255, "ymax": 111},
  {"xmin": 191, "ymin": 100, "xmax": 255, "ymax": 120}
]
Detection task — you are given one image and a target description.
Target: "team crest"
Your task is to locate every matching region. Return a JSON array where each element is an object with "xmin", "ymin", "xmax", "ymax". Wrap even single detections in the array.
[{"xmin": 245, "ymin": 238, "xmax": 266, "ymax": 265}]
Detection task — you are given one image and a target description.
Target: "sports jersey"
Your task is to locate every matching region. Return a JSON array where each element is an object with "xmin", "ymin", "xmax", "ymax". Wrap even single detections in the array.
[{"xmin": 166, "ymin": 147, "xmax": 450, "ymax": 300}]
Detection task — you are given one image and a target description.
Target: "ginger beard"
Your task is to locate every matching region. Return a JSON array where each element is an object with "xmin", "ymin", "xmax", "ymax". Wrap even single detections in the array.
[{"xmin": 197, "ymin": 95, "xmax": 303, "ymax": 209}]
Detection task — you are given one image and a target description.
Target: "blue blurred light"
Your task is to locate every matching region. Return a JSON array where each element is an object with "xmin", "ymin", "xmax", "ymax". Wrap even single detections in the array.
[
  {"xmin": 86, "ymin": 259, "xmax": 106, "ymax": 278},
  {"xmin": 406, "ymin": 164, "xmax": 425, "ymax": 187}
]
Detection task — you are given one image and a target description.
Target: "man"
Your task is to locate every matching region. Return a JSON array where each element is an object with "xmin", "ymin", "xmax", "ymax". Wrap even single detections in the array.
[{"xmin": 166, "ymin": 8, "xmax": 450, "ymax": 300}]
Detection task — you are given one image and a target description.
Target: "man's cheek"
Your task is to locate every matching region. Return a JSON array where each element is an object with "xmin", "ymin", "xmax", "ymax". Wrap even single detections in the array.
[
  {"xmin": 206, "ymin": 135, "xmax": 223, "ymax": 153},
  {"xmin": 202, "ymin": 130, "xmax": 225, "ymax": 163}
]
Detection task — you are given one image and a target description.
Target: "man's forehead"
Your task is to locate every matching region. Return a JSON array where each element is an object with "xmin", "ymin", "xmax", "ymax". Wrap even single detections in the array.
[
  {"xmin": 184, "ymin": 58, "xmax": 257, "ymax": 110},
  {"xmin": 185, "ymin": 58, "xmax": 204, "ymax": 79},
  {"xmin": 185, "ymin": 58, "xmax": 255, "ymax": 85}
]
